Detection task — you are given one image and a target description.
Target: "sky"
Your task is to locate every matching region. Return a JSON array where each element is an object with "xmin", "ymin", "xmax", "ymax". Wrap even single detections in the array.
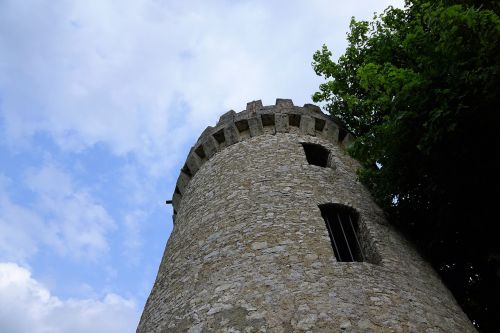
[{"xmin": 0, "ymin": 0, "xmax": 403, "ymax": 331}]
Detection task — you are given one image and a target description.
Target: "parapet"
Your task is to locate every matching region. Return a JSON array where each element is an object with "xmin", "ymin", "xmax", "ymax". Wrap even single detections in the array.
[{"xmin": 171, "ymin": 98, "xmax": 354, "ymax": 221}]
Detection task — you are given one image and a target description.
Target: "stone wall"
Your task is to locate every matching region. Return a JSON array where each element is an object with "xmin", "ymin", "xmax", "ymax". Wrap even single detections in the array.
[{"xmin": 137, "ymin": 99, "xmax": 475, "ymax": 333}]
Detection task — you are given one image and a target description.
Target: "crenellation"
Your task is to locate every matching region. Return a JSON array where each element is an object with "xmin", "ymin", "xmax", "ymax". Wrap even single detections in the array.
[
  {"xmin": 197, "ymin": 125, "xmax": 214, "ymax": 145},
  {"xmin": 246, "ymin": 100, "xmax": 263, "ymax": 112},
  {"xmin": 275, "ymin": 98, "xmax": 294, "ymax": 108},
  {"xmin": 171, "ymin": 101, "xmax": 357, "ymax": 219},
  {"xmin": 303, "ymin": 103, "xmax": 322, "ymax": 114},
  {"xmin": 217, "ymin": 109, "xmax": 237, "ymax": 125}
]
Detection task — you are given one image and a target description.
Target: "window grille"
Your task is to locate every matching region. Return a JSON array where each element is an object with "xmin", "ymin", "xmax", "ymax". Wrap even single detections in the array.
[
  {"xmin": 319, "ymin": 204, "xmax": 364, "ymax": 262},
  {"xmin": 301, "ymin": 143, "xmax": 329, "ymax": 167}
]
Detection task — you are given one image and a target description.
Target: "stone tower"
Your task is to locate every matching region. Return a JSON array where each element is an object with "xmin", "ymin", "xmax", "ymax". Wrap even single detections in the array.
[{"xmin": 137, "ymin": 99, "xmax": 475, "ymax": 332}]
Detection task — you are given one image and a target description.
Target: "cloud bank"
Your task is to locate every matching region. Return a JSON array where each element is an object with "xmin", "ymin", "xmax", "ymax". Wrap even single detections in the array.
[
  {"xmin": 0, "ymin": 263, "xmax": 138, "ymax": 333},
  {"xmin": 0, "ymin": 0, "xmax": 403, "ymax": 173}
]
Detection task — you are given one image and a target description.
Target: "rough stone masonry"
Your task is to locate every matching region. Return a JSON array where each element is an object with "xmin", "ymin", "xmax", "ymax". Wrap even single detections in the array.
[{"xmin": 137, "ymin": 99, "xmax": 476, "ymax": 332}]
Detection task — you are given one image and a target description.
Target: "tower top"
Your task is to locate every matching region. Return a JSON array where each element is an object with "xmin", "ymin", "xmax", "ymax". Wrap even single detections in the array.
[
  {"xmin": 140, "ymin": 98, "xmax": 475, "ymax": 332},
  {"xmin": 172, "ymin": 98, "xmax": 353, "ymax": 221}
]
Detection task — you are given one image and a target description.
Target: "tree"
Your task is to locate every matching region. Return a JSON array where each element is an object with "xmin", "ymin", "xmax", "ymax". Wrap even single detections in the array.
[{"xmin": 312, "ymin": 0, "xmax": 500, "ymax": 331}]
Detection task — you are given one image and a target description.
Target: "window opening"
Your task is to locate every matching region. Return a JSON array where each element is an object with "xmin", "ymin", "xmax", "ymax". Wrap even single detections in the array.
[
  {"xmin": 235, "ymin": 119, "xmax": 251, "ymax": 139},
  {"xmin": 213, "ymin": 129, "xmax": 226, "ymax": 144},
  {"xmin": 194, "ymin": 145, "xmax": 206, "ymax": 159},
  {"xmin": 301, "ymin": 143, "xmax": 329, "ymax": 167},
  {"xmin": 289, "ymin": 114, "xmax": 301, "ymax": 127},
  {"xmin": 261, "ymin": 114, "xmax": 275, "ymax": 127},
  {"xmin": 235, "ymin": 119, "xmax": 249, "ymax": 133},
  {"xmin": 319, "ymin": 204, "xmax": 364, "ymax": 262},
  {"xmin": 338, "ymin": 128, "xmax": 348, "ymax": 142},
  {"xmin": 181, "ymin": 164, "xmax": 192, "ymax": 178},
  {"xmin": 315, "ymin": 118, "xmax": 326, "ymax": 131}
]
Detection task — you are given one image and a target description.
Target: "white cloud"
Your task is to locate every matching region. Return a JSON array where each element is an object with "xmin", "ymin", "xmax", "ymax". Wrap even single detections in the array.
[
  {"xmin": 0, "ymin": 165, "xmax": 115, "ymax": 262},
  {"xmin": 24, "ymin": 164, "xmax": 116, "ymax": 260},
  {"xmin": 122, "ymin": 209, "xmax": 146, "ymax": 265},
  {"xmin": 0, "ymin": 191, "xmax": 43, "ymax": 263},
  {"xmin": 0, "ymin": 0, "xmax": 404, "ymax": 174},
  {"xmin": 0, "ymin": 262, "xmax": 139, "ymax": 333}
]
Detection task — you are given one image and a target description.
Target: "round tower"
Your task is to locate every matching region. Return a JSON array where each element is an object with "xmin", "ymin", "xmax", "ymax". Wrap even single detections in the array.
[{"xmin": 138, "ymin": 99, "xmax": 475, "ymax": 332}]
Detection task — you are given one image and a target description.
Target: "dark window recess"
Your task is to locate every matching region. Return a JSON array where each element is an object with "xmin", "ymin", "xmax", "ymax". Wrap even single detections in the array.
[
  {"xmin": 181, "ymin": 164, "xmax": 192, "ymax": 178},
  {"xmin": 261, "ymin": 114, "xmax": 275, "ymax": 126},
  {"xmin": 213, "ymin": 129, "xmax": 226, "ymax": 144},
  {"xmin": 301, "ymin": 143, "xmax": 329, "ymax": 167},
  {"xmin": 194, "ymin": 145, "xmax": 206, "ymax": 159},
  {"xmin": 315, "ymin": 118, "xmax": 326, "ymax": 132},
  {"xmin": 235, "ymin": 119, "xmax": 249, "ymax": 133},
  {"xmin": 289, "ymin": 114, "xmax": 301, "ymax": 127},
  {"xmin": 338, "ymin": 128, "xmax": 348, "ymax": 142},
  {"xmin": 319, "ymin": 204, "xmax": 364, "ymax": 262}
]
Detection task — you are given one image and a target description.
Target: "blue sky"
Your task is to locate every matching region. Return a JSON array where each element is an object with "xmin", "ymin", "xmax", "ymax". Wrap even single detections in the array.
[{"xmin": 0, "ymin": 0, "xmax": 402, "ymax": 331}]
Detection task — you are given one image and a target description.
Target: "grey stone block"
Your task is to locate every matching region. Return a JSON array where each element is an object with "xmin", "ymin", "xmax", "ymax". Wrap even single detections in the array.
[
  {"xmin": 202, "ymin": 136, "xmax": 219, "ymax": 159},
  {"xmin": 323, "ymin": 121, "xmax": 340, "ymax": 143},
  {"xmin": 198, "ymin": 126, "xmax": 214, "ymax": 144},
  {"xmin": 246, "ymin": 100, "xmax": 263, "ymax": 113},
  {"xmin": 176, "ymin": 172, "xmax": 190, "ymax": 195},
  {"xmin": 275, "ymin": 98, "xmax": 293, "ymax": 108},
  {"xmin": 217, "ymin": 110, "xmax": 236, "ymax": 125},
  {"xmin": 300, "ymin": 115, "xmax": 316, "ymax": 136},
  {"xmin": 303, "ymin": 103, "xmax": 322, "ymax": 114},
  {"xmin": 185, "ymin": 152, "xmax": 202, "ymax": 175},
  {"xmin": 275, "ymin": 113, "xmax": 289, "ymax": 133},
  {"xmin": 248, "ymin": 116, "xmax": 263, "ymax": 137},
  {"xmin": 224, "ymin": 124, "xmax": 240, "ymax": 146}
]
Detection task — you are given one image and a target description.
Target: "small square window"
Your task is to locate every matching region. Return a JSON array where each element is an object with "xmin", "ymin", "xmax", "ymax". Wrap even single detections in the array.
[{"xmin": 301, "ymin": 143, "xmax": 329, "ymax": 167}]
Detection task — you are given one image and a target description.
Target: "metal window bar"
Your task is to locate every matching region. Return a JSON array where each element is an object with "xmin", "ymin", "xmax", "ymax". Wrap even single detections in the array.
[
  {"xmin": 337, "ymin": 213, "xmax": 354, "ymax": 261},
  {"xmin": 348, "ymin": 214, "xmax": 365, "ymax": 261},
  {"xmin": 325, "ymin": 214, "xmax": 342, "ymax": 262}
]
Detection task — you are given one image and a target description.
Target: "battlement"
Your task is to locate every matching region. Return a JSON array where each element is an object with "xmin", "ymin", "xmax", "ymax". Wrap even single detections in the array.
[{"xmin": 172, "ymin": 98, "xmax": 354, "ymax": 220}]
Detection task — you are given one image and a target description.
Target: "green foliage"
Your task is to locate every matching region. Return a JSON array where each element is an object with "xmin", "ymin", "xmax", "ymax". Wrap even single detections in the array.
[{"xmin": 313, "ymin": 1, "xmax": 500, "ymax": 331}]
